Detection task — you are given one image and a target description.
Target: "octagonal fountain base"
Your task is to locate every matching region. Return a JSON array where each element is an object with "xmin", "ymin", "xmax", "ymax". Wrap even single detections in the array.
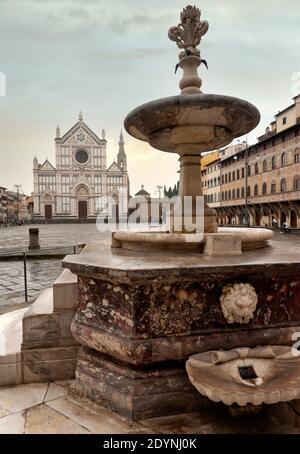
[{"xmin": 62, "ymin": 237, "xmax": 300, "ymax": 420}]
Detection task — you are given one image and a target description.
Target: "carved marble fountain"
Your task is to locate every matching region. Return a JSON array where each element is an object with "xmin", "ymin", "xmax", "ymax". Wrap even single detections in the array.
[{"xmin": 62, "ymin": 6, "xmax": 300, "ymax": 419}]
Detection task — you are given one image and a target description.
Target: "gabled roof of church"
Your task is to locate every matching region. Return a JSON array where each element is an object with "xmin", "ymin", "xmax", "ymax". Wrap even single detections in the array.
[
  {"xmin": 39, "ymin": 159, "xmax": 56, "ymax": 171},
  {"xmin": 135, "ymin": 185, "xmax": 150, "ymax": 197},
  {"xmin": 107, "ymin": 161, "xmax": 122, "ymax": 172},
  {"xmin": 59, "ymin": 121, "xmax": 104, "ymax": 146}
]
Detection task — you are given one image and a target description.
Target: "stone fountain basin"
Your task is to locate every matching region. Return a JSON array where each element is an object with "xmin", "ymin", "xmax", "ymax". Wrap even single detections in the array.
[
  {"xmin": 112, "ymin": 228, "xmax": 273, "ymax": 253},
  {"xmin": 186, "ymin": 346, "xmax": 300, "ymax": 406},
  {"xmin": 124, "ymin": 94, "xmax": 260, "ymax": 154}
]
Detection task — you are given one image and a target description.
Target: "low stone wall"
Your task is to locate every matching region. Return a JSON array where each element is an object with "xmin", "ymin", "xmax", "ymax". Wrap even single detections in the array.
[{"xmin": 0, "ymin": 269, "xmax": 79, "ymax": 387}]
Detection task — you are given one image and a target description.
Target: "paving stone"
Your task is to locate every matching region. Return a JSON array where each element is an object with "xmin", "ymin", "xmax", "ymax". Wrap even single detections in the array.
[
  {"xmin": 25, "ymin": 404, "xmax": 91, "ymax": 434},
  {"xmin": 47, "ymin": 396, "xmax": 140, "ymax": 434},
  {"xmin": 0, "ymin": 412, "xmax": 26, "ymax": 434},
  {"xmin": 0, "ymin": 382, "xmax": 48, "ymax": 414},
  {"xmin": 44, "ymin": 383, "xmax": 66, "ymax": 403}
]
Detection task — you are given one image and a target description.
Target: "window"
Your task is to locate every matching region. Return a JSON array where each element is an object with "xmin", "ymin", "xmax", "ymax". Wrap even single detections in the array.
[
  {"xmin": 254, "ymin": 184, "xmax": 258, "ymax": 196},
  {"xmin": 247, "ymin": 186, "xmax": 251, "ymax": 197},
  {"xmin": 255, "ymin": 163, "xmax": 259, "ymax": 174},
  {"xmin": 294, "ymin": 176, "xmax": 300, "ymax": 191},
  {"xmin": 237, "ymin": 188, "xmax": 240, "ymax": 199},
  {"xmin": 263, "ymin": 160, "xmax": 267, "ymax": 172},
  {"xmin": 61, "ymin": 175, "xmax": 70, "ymax": 194},
  {"xmin": 295, "ymin": 150, "xmax": 300, "ymax": 163},
  {"xmin": 262, "ymin": 183, "xmax": 267, "ymax": 195},
  {"xmin": 280, "ymin": 178, "xmax": 287, "ymax": 192},
  {"xmin": 221, "ymin": 175, "xmax": 224, "ymax": 184},
  {"xmin": 94, "ymin": 175, "xmax": 102, "ymax": 194},
  {"xmin": 241, "ymin": 168, "xmax": 245, "ymax": 178},
  {"xmin": 222, "ymin": 192, "xmax": 224, "ymax": 201},
  {"xmin": 225, "ymin": 191, "xmax": 228, "ymax": 201},
  {"xmin": 38, "ymin": 174, "xmax": 56, "ymax": 193},
  {"xmin": 225, "ymin": 174, "xmax": 228, "ymax": 184},
  {"xmin": 271, "ymin": 181, "xmax": 276, "ymax": 194},
  {"xmin": 62, "ymin": 197, "xmax": 70, "ymax": 212},
  {"xmin": 283, "ymin": 117, "xmax": 287, "ymax": 125},
  {"xmin": 107, "ymin": 176, "xmax": 123, "ymax": 185},
  {"xmin": 272, "ymin": 156, "xmax": 276, "ymax": 170},
  {"xmin": 241, "ymin": 187, "xmax": 245, "ymax": 198},
  {"xmin": 75, "ymin": 149, "xmax": 89, "ymax": 164},
  {"xmin": 228, "ymin": 173, "xmax": 231, "ymax": 183},
  {"xmin": 61, "ymin": 147, "xmax": 70, "ymax": 169},
  {"xmin": 94, "ymin": 156, "xmax": 102, "ymax": 168},
  {"xmin": 95, "ymin": 197, "xmax": 104, "ymax": 212},
  {"xmin": 228, "ymin": 190, "xmax": 231, "ymax": 200},
  {"xmin": 232, "ymin": 189, "xmax": 235, "ymax": 199},
  {"xmin": 247, "ymin": 165, "xmax": 251, "ymax": 176},
  {"xmin": 237, "ymin": 169, "xmax": 240, "ymax": 180},
  {"xmin": 281, "ymin": 153, "xmax": 287, "ymax": 167},
  {"xmin": 94, "ymin": 149, "xmax": 102, "ymax": 168}
]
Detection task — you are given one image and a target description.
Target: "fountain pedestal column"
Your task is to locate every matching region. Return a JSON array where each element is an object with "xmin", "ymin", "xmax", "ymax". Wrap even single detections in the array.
[{"xmin": 174, "ymin": 155, "xmax": 217, "ymax": 233}]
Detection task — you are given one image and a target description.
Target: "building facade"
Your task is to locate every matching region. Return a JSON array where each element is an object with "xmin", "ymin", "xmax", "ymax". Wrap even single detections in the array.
[
  {"xmin": 202, "ymin": 95, "xmax": 300, "ymax": 228},
  {"xmin": 33, "ymin": 113, "xmax": 129, "ymax": 221},
  {"xmin": 0, "ymin": 187, "xmax": 7, "ymax": 223}
]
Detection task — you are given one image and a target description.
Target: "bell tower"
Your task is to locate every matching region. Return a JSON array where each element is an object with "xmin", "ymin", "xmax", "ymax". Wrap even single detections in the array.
[{"xmin": 117, "ymin": 130, "xmax": 127, "ymax": 171}]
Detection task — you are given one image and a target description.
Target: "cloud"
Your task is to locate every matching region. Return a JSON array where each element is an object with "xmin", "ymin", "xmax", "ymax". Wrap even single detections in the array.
[{"xmin": 0, "ymin": 0, "xmax": 299, "ymax": 195}]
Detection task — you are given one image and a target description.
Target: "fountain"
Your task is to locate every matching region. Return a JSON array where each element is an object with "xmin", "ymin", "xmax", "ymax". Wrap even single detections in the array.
[
  {"xmin": 62, "ymin": 6, "xmax": 300, "ymax": 419},
  {"xmin": 114, "ymin": 5, "xmax": 272, "ymax": 254}
]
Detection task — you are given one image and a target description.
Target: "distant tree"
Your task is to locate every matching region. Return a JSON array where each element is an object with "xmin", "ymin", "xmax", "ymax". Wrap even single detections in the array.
[{"xmin": 164, "ymin": 182, "xmax": 179, "ymax": 198}]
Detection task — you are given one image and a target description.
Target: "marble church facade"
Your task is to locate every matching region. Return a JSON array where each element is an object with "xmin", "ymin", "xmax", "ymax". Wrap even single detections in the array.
[{"xmin": 33, "ymin": 113, "xmax": 129, "ymax": 221}]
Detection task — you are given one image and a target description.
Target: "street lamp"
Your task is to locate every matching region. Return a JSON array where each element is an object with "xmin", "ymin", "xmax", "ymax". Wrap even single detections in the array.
[{"xmin": 13, "ymin": 184, "xmax": 22, "ymax": 222}]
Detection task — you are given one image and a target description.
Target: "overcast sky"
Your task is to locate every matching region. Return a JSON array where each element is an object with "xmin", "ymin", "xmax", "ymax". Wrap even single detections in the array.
[{"xmin": 0, "ymin": 0, "xmax": 299, "ymax": 196}]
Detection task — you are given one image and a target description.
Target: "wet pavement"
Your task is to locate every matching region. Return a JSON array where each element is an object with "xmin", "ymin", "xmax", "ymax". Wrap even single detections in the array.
[{"xmin": 0, "ymin": 259, "xmax": 62, "ymax": 313}]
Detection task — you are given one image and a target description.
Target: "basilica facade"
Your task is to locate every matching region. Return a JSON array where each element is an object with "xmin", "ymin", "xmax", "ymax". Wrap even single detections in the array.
[{"xmin": 32, "ymin": 113, "xmax": 129, "ymax": 221}]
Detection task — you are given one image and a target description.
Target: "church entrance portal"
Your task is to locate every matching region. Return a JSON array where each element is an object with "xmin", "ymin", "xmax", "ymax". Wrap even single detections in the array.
[{"xmin": 78, "ymin": 201, "xmax": 88, "ymax": 219}]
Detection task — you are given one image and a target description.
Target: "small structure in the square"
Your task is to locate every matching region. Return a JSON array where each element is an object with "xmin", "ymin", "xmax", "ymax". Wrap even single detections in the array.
[{"xmin": 28, "ymin": 228, "xmax": 40, "ymax": 250}]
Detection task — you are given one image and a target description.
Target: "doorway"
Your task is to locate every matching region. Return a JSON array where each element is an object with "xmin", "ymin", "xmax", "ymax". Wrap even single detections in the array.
[
  {"xmin": 78, "ymin": 201, "xmax": 88, "ymax": 219},
  {"xmin": 45, "ymin": 205, "xmax": 52, "ymax": 220},
  {"xmin": 291, "ymin": 210, "xmax": 297, "ymax": 228},
  {"xmin": 281, "ymin": 212, "xmax": 287, "ymax": 226},
  {"xmin": 255, "ymin": 211, "xmax": 261, "ymax": 226}
]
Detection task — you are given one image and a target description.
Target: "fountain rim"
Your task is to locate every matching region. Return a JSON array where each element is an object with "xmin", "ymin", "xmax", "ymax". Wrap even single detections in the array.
[{"xmin": 112, "ymin": 227, "xmax": 273, "ymax": 252}]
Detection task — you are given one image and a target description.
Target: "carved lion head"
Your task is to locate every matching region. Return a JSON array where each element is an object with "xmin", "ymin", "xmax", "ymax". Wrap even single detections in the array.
[{"xmin": 220, "ymin": 283, "xmax": 258, "ymax": 325}]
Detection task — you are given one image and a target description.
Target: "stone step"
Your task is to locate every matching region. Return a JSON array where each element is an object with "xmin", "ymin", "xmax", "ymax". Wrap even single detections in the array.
[
  {"xmin": 53, "ymin": 269, "xmax": 77, "ymax": 311},
  {"xmin": 0, "ymin": 308, "xmax": 28, "ymax": 357},
  {"xmin": 0, "ymin": 268, "xmax": 79, "ymax": 387},
  {"xmin": 25, "ymin": 287, "xmax": 53, "ymax": 318}
]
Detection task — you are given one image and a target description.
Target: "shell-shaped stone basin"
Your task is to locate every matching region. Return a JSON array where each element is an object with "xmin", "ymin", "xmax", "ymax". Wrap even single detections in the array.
[
  {"xmin": 124, "ymin": 94, "xmax": 260, "ymax": 155},
  {"xmin": 186, "ymin": 346, "xmax": 300, "ymax": 406}
]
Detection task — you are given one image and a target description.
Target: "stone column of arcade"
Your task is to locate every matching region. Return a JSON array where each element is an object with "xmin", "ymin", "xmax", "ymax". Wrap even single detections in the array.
[{"xmin": 63, "ymin": 6, "xmax": 300, "ymax": 420}]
